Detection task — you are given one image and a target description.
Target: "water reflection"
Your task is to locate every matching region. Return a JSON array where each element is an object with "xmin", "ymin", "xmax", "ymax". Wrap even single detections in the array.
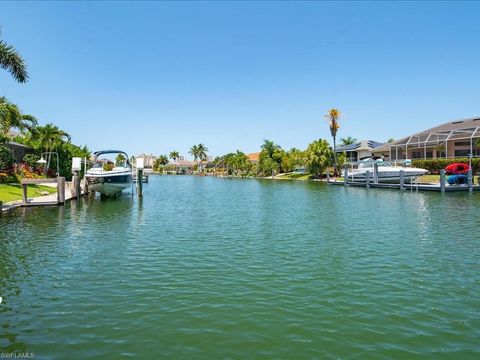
[{"xmin": 1, "ymin": 177, "xmax": 479, "ymax": 358}]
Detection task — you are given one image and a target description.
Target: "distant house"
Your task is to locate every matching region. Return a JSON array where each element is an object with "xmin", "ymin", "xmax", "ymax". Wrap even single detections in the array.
[
  {"xmin": 335, "ymin": 140, "xmax": 384, "ymax": 162},
  {"xmin": 6, "ymin": 141, "xmax": 33, "ymax": 163},
  {"xmin": 372, "ymin": 116, "xmax": 480, "ymax": 160},
  {"xmin": 135, "ymin": 153, "xmax": 157, "ymax": 168},
  {"xmin": 246, "ymin": 152, "xmax": 260, "ymax": 163}
]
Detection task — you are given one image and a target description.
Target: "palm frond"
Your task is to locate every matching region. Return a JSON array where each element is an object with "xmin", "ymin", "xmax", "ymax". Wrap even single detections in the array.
[{"xmin": 0, "ymin": 40, "xmax": 29, "ymax": 83}]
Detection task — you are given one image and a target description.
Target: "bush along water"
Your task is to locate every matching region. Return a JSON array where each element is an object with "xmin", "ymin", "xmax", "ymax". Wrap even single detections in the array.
[{"xmin": 412, "ymin": 158, "xmax": 480, "ymax": 174}]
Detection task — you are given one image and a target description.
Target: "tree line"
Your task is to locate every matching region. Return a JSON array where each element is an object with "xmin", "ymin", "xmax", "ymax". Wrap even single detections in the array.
[{"xmin": 0, "ymin": 35, "xmax": 89, "ymax": 182}]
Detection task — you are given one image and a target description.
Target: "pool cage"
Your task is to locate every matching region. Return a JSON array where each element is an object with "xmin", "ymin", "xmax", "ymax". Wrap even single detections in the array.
[{"xmin": 386, "ymin": 126, "xmax": 480, "ymax": 165}]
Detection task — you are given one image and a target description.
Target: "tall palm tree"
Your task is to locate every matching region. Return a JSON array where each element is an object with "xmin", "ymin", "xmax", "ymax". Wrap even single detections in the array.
[
  {"xmin": 189, "ymin": 145, "xmax": 199, "ymax": 161},
  {"xmin": 340, "ymin": 136, "xmax": 357, "ymax": 146},
  {"xmin": 261, "ymin": 139, "xmax": 279, "ymax": 158},
  {"xmin": 0, "ymin": 38, "xmax": 29, "ymax": 83},
  {"xmin": 0, "ymin": 97, "xmax": 37, "ymax": 136},
  {"xmin": 325, "ymin": 108, "xmax": 341, "ymax": 175},
  {"xmin": 189, "ymin": 144, "xmax": 208, "ymax": 173},
  {"xmin": 196, "ymin": 144, "xmax": 208, "ymax": 162},
  {"xmin": 169, "ymin": 150, "xmax": 179, "ymax": 163}
]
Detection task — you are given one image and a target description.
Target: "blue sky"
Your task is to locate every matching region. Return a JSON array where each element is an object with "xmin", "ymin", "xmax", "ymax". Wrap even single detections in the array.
[{"xmin": 1, "ymin": 1, "xmax": 479, "ymax": 158}]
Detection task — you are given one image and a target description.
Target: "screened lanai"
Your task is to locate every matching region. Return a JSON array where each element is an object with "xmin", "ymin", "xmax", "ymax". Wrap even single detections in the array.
[{"xmin": 373, "ymin": 117, "xmax": 480, "ymax": 161}]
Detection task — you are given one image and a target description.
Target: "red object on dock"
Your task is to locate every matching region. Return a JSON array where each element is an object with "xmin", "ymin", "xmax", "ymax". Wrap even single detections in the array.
[{"xmin": 445, "ymin": 162, "xmax": 471, "ymax": 175}]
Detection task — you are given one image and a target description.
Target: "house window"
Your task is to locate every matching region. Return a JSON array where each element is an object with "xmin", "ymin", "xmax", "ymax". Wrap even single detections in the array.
[
  {"xmin": 411, "ymin": 151, "xmax": 422, "ymax": 159},
  {"xmin": 455, "ymin": 141, "xmax": 471, "ymax": 147},
  {"xmin": 455, "ymin": 149, "xmax": 470, "ymax": 157}
]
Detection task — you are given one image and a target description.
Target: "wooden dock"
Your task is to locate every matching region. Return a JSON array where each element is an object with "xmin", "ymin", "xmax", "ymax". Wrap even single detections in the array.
[
  {"xmin": 1, "ymin": 176, "xmax": 89, "ymax": 214},
  {"xmin": 328, "ymin": 179, "xmax": 480, "ymax": 192}
]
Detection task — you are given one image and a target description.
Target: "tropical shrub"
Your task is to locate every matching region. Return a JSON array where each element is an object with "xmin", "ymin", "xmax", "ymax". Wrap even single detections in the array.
[
  {"xmin": 305, "ymin": 139, "xmax": 334, "ymax": 178},
  {"xmin": 0, "ymin": 143, "xmax": 13, "ymax": 170},
  {"xmin": 12, "ymin": 163, "xmax": 45, "ymax": 180},
  {"xmin": 412, "ymin": 158, "xmax": 480, "ymax": 174},
  {"xmin": 23, "ymin": 153, "xmax": 40, "ymax": 168}
]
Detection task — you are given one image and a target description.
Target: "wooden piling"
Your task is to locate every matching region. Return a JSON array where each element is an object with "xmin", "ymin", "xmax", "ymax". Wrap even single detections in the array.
[
  {"xmin": 468, "ymin": 169, "xmax": 473, "ymax": 192},
  {"xmin": 137, "ymin": 169, "xmax": 143, "ymax": 196},
  {"xmin": 73, "ymin": 174, "xmax": 81, "ymax": 199},
  {"xmin": 366, "ymin": 170, "xmax": 370, "ymax": 188},
  {"xmin": 373, "ymin": 162, "xmax": 379, "ymax": 184},
  {"xmin": 343, "ymin": 168, "xmax": 348, "ymax": 186},
  {"xmin": 440, "ymin": 169, "xmax": 445, "ymax": 194},
  {"xmin": 57, "ymin": 177, "xmax": 66, "ymax": 204},
  {"xmin": 22, "ymin": 184, "xmax": 28, "ymax": 204},
  {"xmin": 399, "ymin": 170, "xmax": 405, "ymax": 191}
]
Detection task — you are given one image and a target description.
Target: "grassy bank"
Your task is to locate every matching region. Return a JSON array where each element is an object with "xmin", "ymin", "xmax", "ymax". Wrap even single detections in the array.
[
  {"xmin": 273, "ymin": 172, "xmax": 312, "ymax": 180},
  {"xmin": 0, "ymin": 184, "xmax": 57, "ymax": 203}
]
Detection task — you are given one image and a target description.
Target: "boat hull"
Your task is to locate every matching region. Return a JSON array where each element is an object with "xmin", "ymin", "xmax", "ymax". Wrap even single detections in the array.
[
  {"xmin": 86, "ymin": 173, "xmax": 132, "ymax": 196},
  {"xmin": 347, "ymin": 169, "xmax": 428, "ymax": 183}
]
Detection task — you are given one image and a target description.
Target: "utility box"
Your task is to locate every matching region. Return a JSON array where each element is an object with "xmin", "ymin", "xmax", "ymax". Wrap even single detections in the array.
[
  {"xmin": 72, "ymin": 157, "xmax": 82, "ymax": 172},
  {"xmin": 136, "ymin": 157, "xmax": 144, "ymax": 170}
]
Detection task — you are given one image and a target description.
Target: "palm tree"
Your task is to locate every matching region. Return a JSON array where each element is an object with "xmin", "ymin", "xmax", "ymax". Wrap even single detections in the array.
[
  {"xmin": 189, "ymin": 144, "xmax": 208, "ymax": 173},
  {"xmin": 325, "ymin": 109, "xmax": 341, "ymax": 175},
  {"xmin": 27, "ymin": 123, "xmax": 70, "ymax": 171},
  {"xmin": 196, "ymin": 144, "xmax": 208, "ymax": 162},
  {"xmin": 0, "ymin": 37, "xmax": 29, "ymax": 83},
  {"xmin": 154, "ymin": 155, "xmax": 169, "ymax": 172},
  {"xmin": 261, "ymin": 139, "xmax": 279, "ymax": 158},
  {"xmin": 189, "ymin": 145, "xmax": 199, "ymax": 161},
  {"xmin": 340, "ymin": 136, "xmax": 357, "ymax": 146},
  {"xmin": 0, "ymin": 97, "xmax": 37, "ymax": 136},
  {"xmin": 169, "ymin": 150, "xmax": 179, "ymax": 164},
  {"xmin": 305, "ymin": 139, "xmax": 334, "ymax": 179}
]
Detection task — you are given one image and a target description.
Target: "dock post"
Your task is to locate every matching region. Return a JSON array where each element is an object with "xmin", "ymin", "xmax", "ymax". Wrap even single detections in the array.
[
  {"xmin": 366, "ymin": 170, "xmax": 370, "ymax": 188},
  {"xmin": 343, "ymin": 168, "xmax": 348, "ymax": 186},
  {"xmin": 22, "ymin": 184, "xmax": 28, "ymax": 204},
  {"xmin": 137, "ymin": 169, "xmax": 143, "ymax": 196},
  {"xmin": 326, "ymin": 171, "xmax": 330, "ymax": 182},
  {"xmin": 373, "ymin": 162, "xmax": 379, "ymax": 184},
  {"xmin": 57, "ymin": 177, "xmax": 66, "ymax": 204},
  {"xmin": 73, "ymin": 173, "xmax": 81, "ymax": 200},
  {"xmin": 440, "ymin": 169, "xmax": 445, "ymax": 194},
  {"xmin": 468, "ymin": 169, "xmax": 473, "ymax": 192},
  {"xmin": 399, "ymin": 170, "xmax": 405, "ymax": 191}
]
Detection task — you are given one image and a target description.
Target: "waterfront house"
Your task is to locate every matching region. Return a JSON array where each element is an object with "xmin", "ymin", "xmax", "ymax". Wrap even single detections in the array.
[
  {"xmin": 335, "ymin": 140, "xmax": 384, "ymax": 162},
  {"xmin": 372, "ymin": 116, "xmax": 480, "ymax": 161},
  {"xmin": 246, "ymin": 152, "xmax": 260, "ymax": 163},
  {"xmin": 135, "ymin": 153, "xmax": 157, "ymax": 169}
]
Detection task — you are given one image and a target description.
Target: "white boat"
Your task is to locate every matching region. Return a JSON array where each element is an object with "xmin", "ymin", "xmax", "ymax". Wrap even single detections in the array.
[
  {"xmin": 86, "ymin": 150, "xmax": 133, "ymax": 196},
  {"xmin": 347, "ymin": 158, "xmax": 428, "ymax": 183}
]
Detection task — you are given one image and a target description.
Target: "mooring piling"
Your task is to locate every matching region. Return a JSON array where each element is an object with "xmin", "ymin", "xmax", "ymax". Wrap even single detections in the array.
[
  {"xmin": 399, "ymin": 170, "xmax": 405, "ymax": 191},
  {"xmin": 440, "ymin": 169, "xmax": 446, "ymax": 193}
]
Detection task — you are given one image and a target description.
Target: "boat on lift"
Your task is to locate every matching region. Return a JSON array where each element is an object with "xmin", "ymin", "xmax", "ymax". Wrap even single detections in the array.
[
  {"xmin": 347, "ymin": 158, "xmax": 428, "ymax": 183},
  {"xmin": 86, "ymin": 150, "xmax": 132, "ymax": 196}
]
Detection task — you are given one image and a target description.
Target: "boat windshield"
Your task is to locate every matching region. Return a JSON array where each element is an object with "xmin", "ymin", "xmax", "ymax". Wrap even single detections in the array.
[{"xmin": 358, "ymin": 160, "xmax": 390, "ymax": 169}]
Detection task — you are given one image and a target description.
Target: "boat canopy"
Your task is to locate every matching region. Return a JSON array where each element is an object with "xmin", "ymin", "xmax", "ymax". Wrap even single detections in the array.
[{"xmin": 93, "ymin": 150, "xmax": 130, "ymax": 164}]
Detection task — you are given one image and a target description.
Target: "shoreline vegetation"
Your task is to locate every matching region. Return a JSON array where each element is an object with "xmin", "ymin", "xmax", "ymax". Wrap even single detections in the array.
[{"xmin": 1, "ymin": 33, "xmax": 90, "ymax": 206}]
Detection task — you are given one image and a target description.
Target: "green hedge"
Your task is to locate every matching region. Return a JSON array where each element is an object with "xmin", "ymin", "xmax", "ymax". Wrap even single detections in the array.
[{"xmin": 412, "ymin": 158, "xmax": 480, "ymax": 174}]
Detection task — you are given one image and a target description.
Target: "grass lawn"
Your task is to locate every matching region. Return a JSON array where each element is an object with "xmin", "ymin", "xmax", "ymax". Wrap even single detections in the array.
[
  {"xmin": 418, "ymin": 174, "xmax": 441, "ymax": 183},
  {"xmin": 277, "ymin": 173, "xmax": 312, "ymax": 180},
  {"xmin": 0, "ymin": 184, "xmax": 57, "ymax": 203}
]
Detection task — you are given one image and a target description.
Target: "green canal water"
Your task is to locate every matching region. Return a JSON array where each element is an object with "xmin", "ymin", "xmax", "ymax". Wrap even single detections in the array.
[{"xmin": 1, "ymin": 176, "xmax": 479, "ymax": 359}]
